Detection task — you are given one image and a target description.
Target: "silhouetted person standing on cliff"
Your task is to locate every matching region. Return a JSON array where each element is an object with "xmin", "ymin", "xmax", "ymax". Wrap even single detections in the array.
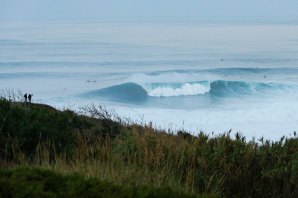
[
  {"xmin": 24, "ymin": 93, "xmax": 28, "ymax": 103},
  {"xmin": 28, "ymin": 94, "xmax": 32, "ymax": 103}
]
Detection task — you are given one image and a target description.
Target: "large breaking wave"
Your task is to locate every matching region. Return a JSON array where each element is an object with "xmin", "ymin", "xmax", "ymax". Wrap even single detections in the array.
[{"xmin": 86, "ymin": 80, "xmax": 294, "ymax": 102}]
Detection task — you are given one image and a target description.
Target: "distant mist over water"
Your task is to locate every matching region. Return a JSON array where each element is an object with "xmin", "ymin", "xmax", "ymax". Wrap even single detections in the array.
[{"xmin": 1, "ymin": 0, "xmax": 298, "ymax": 25}]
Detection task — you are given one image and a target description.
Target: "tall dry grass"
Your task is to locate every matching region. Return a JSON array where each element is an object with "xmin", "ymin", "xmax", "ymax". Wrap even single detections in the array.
[
  {"xmin": 5, "ymin": 127, "xmax": 203, "ymax": 193},
  {"xmin": 5, "ymin": 126, "xmax": 297, "ymax": 197}
]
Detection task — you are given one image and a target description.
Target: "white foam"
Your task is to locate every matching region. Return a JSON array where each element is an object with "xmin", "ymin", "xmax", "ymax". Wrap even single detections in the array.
[{"xmin": 146, "ymin": 83, "xmax": 210, "ymax": 97}]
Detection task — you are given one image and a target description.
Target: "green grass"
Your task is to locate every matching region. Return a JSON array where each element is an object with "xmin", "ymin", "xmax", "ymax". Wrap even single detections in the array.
[
  {"xmin": 0, "ymin": 97, "xmax": 298, "ymax": 197},
  {"xmin": 0, "ymin": 168, "xmax": 205, "ymax": 198}
]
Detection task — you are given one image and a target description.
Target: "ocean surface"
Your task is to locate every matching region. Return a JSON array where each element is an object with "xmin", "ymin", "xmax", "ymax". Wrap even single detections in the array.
[{"xmin": 1, "ymin": 22, "xmax": 298, "ymax": 140}]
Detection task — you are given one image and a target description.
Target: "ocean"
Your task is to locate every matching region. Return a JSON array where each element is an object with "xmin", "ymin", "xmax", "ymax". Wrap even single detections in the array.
[{"xmin": 1, "ymin": 22, "xmax": 298, "ymax": 140}]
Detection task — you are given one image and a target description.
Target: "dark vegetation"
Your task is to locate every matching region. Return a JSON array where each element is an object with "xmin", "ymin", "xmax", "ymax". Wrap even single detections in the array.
[
  {"xmin": 0, "ymin": 98, "xmax": 123, "ymax": 159},
  {"xmin": 0, "ymin": 96, "xmax": 298, "ymax": 197},
  {"xmin": 0, "ymin": 168, "xmax": 201, "ymax": 198}
]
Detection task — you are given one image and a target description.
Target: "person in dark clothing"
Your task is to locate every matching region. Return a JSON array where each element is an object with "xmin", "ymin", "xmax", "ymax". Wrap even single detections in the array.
[
  {"xmin": 28, "ymin": 94, "xmax": 32, "ymax": 103},
  {"xmin": 24, "ymin": 93, "xmax": 28, "ymax": 103}
]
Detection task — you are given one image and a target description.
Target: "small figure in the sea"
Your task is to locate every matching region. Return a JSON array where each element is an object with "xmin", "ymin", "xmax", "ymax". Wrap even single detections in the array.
[
  {"xmin": 24, "ymin": 93, "xmax": 28, "ymax": 103},
  {"xmin": 221, "ymin": 58, "xmax": 224, "ymax": 61},
  {"xmin": 263, "ymin": 75, "xmax": 266, "ymax": 78},
  {"xmin": 28, "ymin": 94, "xmax": 33, "ymax": 103}
]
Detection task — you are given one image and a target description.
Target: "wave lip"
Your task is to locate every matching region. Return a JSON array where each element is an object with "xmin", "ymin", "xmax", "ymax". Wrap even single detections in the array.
[
  {"xmin": 210, "ymin": 80, "xmax": 253, "ymax": 96},
  {"xmin": 86, "ymin": 82, "xmax": 148, "ymax": 103}
]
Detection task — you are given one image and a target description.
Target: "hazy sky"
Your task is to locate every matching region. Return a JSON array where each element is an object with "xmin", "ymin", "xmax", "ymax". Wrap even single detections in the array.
[{"xmin": 1, "ymin": 0, "xmax": 298, "ymax": 23}]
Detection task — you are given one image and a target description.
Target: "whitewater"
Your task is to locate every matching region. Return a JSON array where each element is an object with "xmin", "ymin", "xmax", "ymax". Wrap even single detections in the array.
[{"xmin": 1, "ymin": 22, "xmax": 298, "ymax": 140}]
